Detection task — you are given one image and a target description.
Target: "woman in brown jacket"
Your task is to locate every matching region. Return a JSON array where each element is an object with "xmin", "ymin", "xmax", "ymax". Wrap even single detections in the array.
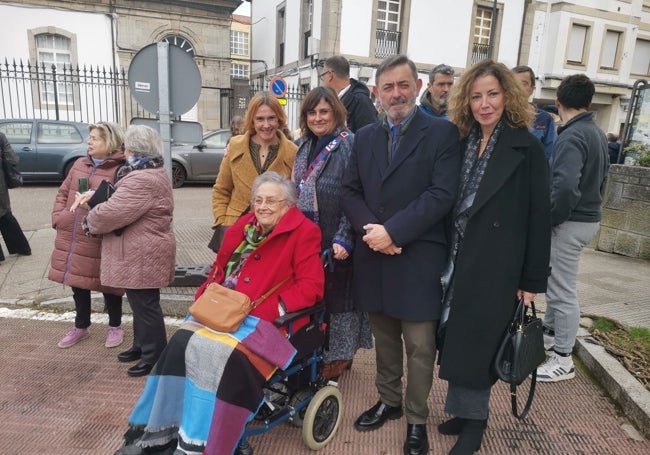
[
  {"xmin": 210, "ymin": 92, "xmax": 297, "ymax": 251},
  {"xmin": 49, "ymin": 122, "xmax": 126, "ymax": 350}
]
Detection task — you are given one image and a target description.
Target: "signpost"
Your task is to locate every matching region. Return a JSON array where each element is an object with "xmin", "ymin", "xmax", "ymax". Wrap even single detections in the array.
[
  {"xmin": 269, "ymin": 76, "xmax": 288, "ymax": 98},
  {"xmin": 128, "ymin": 42, "xmax": 203, "ymax": 178}
]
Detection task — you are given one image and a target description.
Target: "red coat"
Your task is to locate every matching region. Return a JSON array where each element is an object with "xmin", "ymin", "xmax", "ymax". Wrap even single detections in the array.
[{"xmin": 196, "ymin": 206, "xmax": 324, "ymax": 328}]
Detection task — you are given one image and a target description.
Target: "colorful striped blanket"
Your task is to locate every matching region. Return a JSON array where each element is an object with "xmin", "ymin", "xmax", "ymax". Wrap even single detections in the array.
[{"xmin": 125, "ymin": 315, "xmax": 297, "ymax": 455}]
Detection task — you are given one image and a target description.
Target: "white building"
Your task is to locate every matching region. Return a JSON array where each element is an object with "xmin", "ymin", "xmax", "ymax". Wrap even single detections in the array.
[{"xmin": 251, "ymin": 0, "xmax": 650, "ymax": 133}]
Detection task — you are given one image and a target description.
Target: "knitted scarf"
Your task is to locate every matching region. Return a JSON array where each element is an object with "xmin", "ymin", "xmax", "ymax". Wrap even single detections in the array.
[
  {"xmin": 221, "ymin": 221, "xmax": 269, "ymax": 289},
  {"xmin": 116, "ymin": 155, "xmax": 164, "ymax": 181}
]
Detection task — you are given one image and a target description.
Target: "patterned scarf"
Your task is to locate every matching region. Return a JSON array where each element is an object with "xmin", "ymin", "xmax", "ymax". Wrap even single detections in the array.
[
  {"xmin": 294, "ymin": 132, "xmax": 337, "ymax": 224},
  {"xmin": 222, "ymin": 221, "xmax": 269, "ymax": 289},
  {"xmin": 440, "ymin": 119, "xmax": 505, "ymax": 319},
  {"xmin": 116, "ymin": 155, "xmax": 164, "ymax": 181}
]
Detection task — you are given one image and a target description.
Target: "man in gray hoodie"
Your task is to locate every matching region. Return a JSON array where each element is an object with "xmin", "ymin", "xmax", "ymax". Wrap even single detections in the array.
[{"xmin": 537, "ymin": 74, "xmax": 609, "ymax": 382}]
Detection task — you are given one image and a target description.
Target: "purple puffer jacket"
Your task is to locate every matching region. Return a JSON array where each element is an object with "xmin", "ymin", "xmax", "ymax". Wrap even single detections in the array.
[{"xmin": 85, "ymin": 166, "xmax": 176, "ymax": 289}]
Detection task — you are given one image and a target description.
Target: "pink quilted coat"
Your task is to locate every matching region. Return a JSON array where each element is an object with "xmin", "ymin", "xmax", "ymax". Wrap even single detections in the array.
[
  {"xmin": 85, "ymin": 166, "xmax": 176, "ymax": 289},
  {"xmin": 48, "ymin": 153, "xmax": 125, "ymax": 295}
]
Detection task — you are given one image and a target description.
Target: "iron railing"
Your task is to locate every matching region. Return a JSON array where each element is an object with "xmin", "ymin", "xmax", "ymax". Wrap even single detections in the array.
[
  {"xmin": 471, "ymin": 42, "xmax": 492, "ymax": 64},
  {"xmin": 249, "ymin": 80, "xmax": 307, "ymax": 133},
  {"xmin": 375, "ymin": 29, "xmax": 401, "ymax": 59},
  {"xmin": 0, "ymin": 58, "xmax": 157, "ymax": 129}
]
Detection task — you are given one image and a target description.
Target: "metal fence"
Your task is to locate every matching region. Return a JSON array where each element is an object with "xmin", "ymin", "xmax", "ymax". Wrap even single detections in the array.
[
  {"xmin": 2, "ymin": 58, "xmax": 308, "ymax": 134},
  {"xmin": 0, "ymin": 58, "xmax": 157, "ymax": 129}
]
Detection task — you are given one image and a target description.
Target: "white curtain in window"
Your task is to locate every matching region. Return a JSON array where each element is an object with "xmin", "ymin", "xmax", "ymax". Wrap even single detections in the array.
[
  {"xmin": 567, "ymin": 24, "xmax": 587, "ymax": 63},
  {"xmin": 601, "ymin": 30, "xmax": 620, "ymax": 68},
  {"xmin": 631, "ymin": 39, "xmax": 650, "ymax": 75}
]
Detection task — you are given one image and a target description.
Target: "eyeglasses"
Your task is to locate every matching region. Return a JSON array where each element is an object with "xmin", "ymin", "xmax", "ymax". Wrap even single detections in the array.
[
  {"xmin": 253, "ymin": 198, "xmax": 286, "ymax": 208},
  {"xmin": 319, "ymin": 70, "xmax": 332, "ymax": 80}
]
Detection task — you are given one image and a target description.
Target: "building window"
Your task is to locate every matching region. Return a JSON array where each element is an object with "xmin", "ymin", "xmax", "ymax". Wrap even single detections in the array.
[
  {"xmin": 631, "ymin": 39, "xmax": 650, "ymax": 76},
  {"xmin": 567, "ymin": 23, "xmax": 589, "ymax": 65},
  {"xmin": 36, "ymin": 33, "xmax": 73, "ymax": 105},
  {"xmin": 276, "ymin": 4, "xmax": 286, "ymax": 67},
  {"xmin": 471, "ymin": 6, "xmax": 493, "ymax": 64},
  {"xmin": 230, "ymin": 31, "xmax": 249, "ymax": 56},
  {"xmin": 162, "ymin": 35, "xmax": 196, "ymax": 56},
  {"xmin": 375, "ymin": 0, "xmax": 401, "ymax": 58},
  {"xmin": 600, "ymin": 30, "xmax": 622, "ymax": 70},
  {"xmin": 231, "ymin": 63, "xmax": 249, "ymax": 79},
  {"xmin": 301, "ymin": 0, "xmax": 314, "ymax": 59}
]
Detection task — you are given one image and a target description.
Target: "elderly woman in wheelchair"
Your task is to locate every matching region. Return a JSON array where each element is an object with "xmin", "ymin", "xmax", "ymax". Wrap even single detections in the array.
[{"xmin": 115, "ymin": 172, "xmax": 343, "ymax": 455}]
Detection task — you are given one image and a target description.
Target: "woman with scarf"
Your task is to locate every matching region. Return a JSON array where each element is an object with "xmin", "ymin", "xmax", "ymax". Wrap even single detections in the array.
[
  {"xmin": 437, "ymin": 60, "xmax": 551, "ymax": 454},
  {"xmin": 81, "ymin": 125, "xmax": 176, "ymax": 377},
  {"xmin": 114, "ymin": 172, "xmax": 324, "ymax": 455},
  {"xmin": 293, "ymin": 86, "xmax": 372, "ymax": 379},
  {"xmin": 49, "ymin": 122, "xmax": 126, "ymax": 350}
]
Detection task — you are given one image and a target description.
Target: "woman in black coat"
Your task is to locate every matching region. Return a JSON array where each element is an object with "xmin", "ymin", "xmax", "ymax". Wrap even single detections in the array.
[{"xmin": 437, "ymin": 60, "xmax": 551, "ymax": 454}]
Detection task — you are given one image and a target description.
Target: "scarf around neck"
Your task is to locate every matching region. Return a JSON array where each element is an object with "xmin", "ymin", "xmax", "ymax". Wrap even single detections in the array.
[{"xmin": 222, "ymin": 221, "xmax": 270, "ymax": 289}]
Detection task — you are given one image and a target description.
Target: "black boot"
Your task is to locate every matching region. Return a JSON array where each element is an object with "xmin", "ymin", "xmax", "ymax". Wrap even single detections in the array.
[
  {"xmin": 439, "ymin": 416, "xmax": 487, "ymax": 435},
  {"xmin": 449, "ymin": 419, "xmax": 486, "ymax": 455}
]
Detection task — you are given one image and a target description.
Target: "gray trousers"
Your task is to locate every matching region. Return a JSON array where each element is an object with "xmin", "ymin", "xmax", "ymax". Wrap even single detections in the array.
[
  {"xmin": 369, "ymin": 312, "xmax": 437, "ymax": 424},
  {"xmin": 543, "ymin": 220, "xmax": 600, "ymax": 354}
]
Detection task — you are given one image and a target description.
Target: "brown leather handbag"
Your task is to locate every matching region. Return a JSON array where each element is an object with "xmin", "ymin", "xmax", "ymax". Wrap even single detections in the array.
[{"xmin": 189, "ymin": 277, "xmax": 290, "ymax": 332}]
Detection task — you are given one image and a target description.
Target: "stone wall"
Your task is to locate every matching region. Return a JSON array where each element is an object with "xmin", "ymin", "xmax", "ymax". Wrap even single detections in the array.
[{"xmin": 597, "ymin": 165, "xmax": 650, "ymax": 259}]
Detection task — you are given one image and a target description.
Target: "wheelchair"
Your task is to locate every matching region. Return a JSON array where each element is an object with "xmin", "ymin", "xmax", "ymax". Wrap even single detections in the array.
[{"xmin": 235, "ymin": 301, "xmax": 343, "ymax": 454}]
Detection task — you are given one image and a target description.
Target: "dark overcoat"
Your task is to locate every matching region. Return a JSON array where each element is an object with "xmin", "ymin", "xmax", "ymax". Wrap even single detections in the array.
[
  {"xmin": 438, "ymin": 126, "xmax": 551, "ymax": 389},
  {"xmin": 341, "ymin": 110, "xmax": 461, "ymax": 321}
]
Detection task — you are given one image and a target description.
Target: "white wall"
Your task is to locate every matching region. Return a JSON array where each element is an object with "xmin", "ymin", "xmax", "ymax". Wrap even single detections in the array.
[
  {"xmin": 0, "ymin": 4, "xmax": 114, "ymax": 67},
  {"xmin": 339, "ymin": 0, "xmax": 373, "ymax": 57}
]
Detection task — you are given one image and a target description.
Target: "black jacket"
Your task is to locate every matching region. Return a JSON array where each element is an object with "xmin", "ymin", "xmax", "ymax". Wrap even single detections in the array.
[
  {"xmin": 341, "ymin": 109, "xmax": 461, "ymax": 321},
  {"xmin": 340, "ymin": 78, "xmax": 378, "ymax": 133},
  {"xmin": 439, "ymin": 126, "xmax": 551, "ymax": 389}
]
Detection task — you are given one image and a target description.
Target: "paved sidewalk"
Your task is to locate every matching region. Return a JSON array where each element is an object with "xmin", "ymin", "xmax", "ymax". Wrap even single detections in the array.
[{"xmin": 1, "ymin": 224, "xmax": 649, "ymax": 454}]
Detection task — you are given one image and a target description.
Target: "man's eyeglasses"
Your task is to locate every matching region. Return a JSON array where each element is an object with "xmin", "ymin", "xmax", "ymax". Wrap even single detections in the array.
[
  {"xmin": 253, "ymin": 198, "xmax": 286, "ymax": 208},
  {"xmin": 319, "ymin": 70, "xmax": 332, "ymax": 81}
]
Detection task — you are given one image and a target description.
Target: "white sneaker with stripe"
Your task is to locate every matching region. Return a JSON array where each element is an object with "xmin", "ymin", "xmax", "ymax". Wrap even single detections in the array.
[{"xmin": 536, "ymin": 352, "xmax": 575, "ymax": 382}]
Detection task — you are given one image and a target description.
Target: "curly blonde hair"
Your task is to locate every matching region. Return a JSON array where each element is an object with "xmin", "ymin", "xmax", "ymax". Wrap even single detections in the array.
[{"xmin": 449, "ymin": 60, "xmax": 535, "ymax": 138}]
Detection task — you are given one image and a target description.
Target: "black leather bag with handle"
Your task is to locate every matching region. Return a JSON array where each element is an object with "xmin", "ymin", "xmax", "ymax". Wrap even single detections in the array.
[{"xmin": 492, "ymin": 298, "xmax": 545, "ymax": 419}]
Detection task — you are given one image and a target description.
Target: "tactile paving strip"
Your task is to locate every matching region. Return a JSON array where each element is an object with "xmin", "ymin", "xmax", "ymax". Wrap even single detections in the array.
[{"xmin": 1, "ymin": 317, "xmax": 648, "ymax": 454}]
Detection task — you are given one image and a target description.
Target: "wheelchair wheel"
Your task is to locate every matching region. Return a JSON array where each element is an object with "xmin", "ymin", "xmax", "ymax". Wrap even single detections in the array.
[
  {"xmin": 288, "ymin": 388, "xmax": 312, "ymax": 427},
  {"xmin": 301, "ymin": 385, "xmax": 342, "ymax": 450}
]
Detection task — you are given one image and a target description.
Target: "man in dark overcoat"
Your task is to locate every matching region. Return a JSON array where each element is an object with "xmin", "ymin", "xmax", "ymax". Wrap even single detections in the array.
[{"xmin": 341, "ymin": 54, "xmax": 460, "ymax": 455}]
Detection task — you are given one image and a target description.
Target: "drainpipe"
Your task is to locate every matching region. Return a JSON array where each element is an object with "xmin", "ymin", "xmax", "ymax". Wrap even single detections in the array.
[{"xmin": 488, "ymin": 0, "xmax": 498, "ymax": 59}]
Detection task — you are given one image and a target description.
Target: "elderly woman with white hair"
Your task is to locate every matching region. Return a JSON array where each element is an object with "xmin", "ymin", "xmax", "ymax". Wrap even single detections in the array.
[{"xmin": 82, "ymin": 125, "xmax": 176, "ymax": 377}]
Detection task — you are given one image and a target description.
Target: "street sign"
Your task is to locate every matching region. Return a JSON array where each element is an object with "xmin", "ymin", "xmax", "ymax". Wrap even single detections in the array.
[
  {"xmin": 128, "ymin": 43, "xmax": 201, "ymax": 116},
  {"xmin": 130, "ymin": 118, "xmax": 203, "ymax": 145},
  {"xmin": 277, "ymin": 98, "xmax": 287, "ymax": 106},
  {"xmin": 269, "ymin": 76, "xmax": 288, "ymax": 98}
]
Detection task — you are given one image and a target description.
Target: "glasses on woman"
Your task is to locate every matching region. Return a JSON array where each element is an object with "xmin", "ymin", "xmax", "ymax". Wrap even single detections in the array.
[{"xmin": 253, "ymin": 198, "xmax": 286, "ymax": 208}]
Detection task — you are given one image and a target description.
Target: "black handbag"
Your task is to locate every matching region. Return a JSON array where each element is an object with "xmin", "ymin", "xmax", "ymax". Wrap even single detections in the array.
[
  {"xmin": 493, "ymin": 298, "xmax": 545, "ymax": 419},
  {"xmin": 87, "ymin": 179, "xmax": 116, "ymax": 208},
  {"xmin": 2, "ymin": 161, "xmax": 23, "ymax": 189}
]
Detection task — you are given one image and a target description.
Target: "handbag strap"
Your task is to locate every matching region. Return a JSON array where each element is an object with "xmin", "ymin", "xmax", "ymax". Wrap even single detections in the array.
[
  {"xmin": 510, "ymin": 370, "xmax": 537, "ymax": 419},
  {"xmin": 251, "ymin": 276, "xmax": 291, "ymax": 308},
  {"xmin": 511, "ymin": 299, "xmax": 538, "ymax": 420}
]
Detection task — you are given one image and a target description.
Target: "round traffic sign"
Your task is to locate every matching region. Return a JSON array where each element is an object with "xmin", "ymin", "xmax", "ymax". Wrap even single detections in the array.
[
  {"xmin": 269, "ymin": 76, "xmax": 288, "ymax": 98},
  {"xmin": 128, "ymin": 43, "xmax": 201, "ymax": 116}
]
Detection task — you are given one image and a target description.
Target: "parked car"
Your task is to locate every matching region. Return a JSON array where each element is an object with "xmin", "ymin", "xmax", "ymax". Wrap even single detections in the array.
[
  {"xmin": 171, "ymin": 128, "xmax": 231, "ymax": 188},
  {"xmin": 0, "ymin": 119, "xmax": 89, "ymax": 181}
]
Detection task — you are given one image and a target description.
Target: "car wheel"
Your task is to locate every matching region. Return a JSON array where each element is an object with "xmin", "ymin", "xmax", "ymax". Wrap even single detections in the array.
[{"xmin": 172, "ymin": 162, "xmax": 186, "ymax": 188}]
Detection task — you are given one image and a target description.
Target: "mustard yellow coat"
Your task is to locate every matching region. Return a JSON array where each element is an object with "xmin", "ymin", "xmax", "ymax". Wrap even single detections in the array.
[{"xmin": 211, "ymin": 131, "xmax": 297, "ymax": 227}]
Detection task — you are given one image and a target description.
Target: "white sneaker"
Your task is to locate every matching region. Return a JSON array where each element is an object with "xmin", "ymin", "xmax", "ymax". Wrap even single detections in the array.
[{"xmin": 536, "ymin": 352, "xmax": 575, "ymax": 382}]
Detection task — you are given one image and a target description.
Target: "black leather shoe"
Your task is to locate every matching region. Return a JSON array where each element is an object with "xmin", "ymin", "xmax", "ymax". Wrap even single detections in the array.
[
  {"xmin": 403, "ymin": 423, "xmax": 429, "ymax": 455},
  {"xmin": 354, "ymin": 400, "xmax": 403, "ymax": 432},
  {"xmin": 449, "ymin": 419, "xmax": 486, "ymax": 455},
  {"xmin": 127, "ymin": 361, "xmax": 153, "ymax": 377},
  {"xmin": 118, "ymin": 347, "xmax": 142, "ymax": 363}
]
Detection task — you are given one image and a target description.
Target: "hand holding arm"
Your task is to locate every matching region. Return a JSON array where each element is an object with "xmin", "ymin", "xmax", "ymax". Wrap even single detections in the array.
[{"xmin": 70, "ymin": 191, "xmax": 94, "ymax": 212}]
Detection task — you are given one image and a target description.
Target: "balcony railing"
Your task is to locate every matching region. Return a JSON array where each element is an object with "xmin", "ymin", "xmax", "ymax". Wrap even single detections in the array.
[
  {"xmin": 375, "ymin": 29, "xmax": 401, "ymax": 59},
  {"xmin": 471, "ymin": 42, "xmax": 492, "ymax": 64}
]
